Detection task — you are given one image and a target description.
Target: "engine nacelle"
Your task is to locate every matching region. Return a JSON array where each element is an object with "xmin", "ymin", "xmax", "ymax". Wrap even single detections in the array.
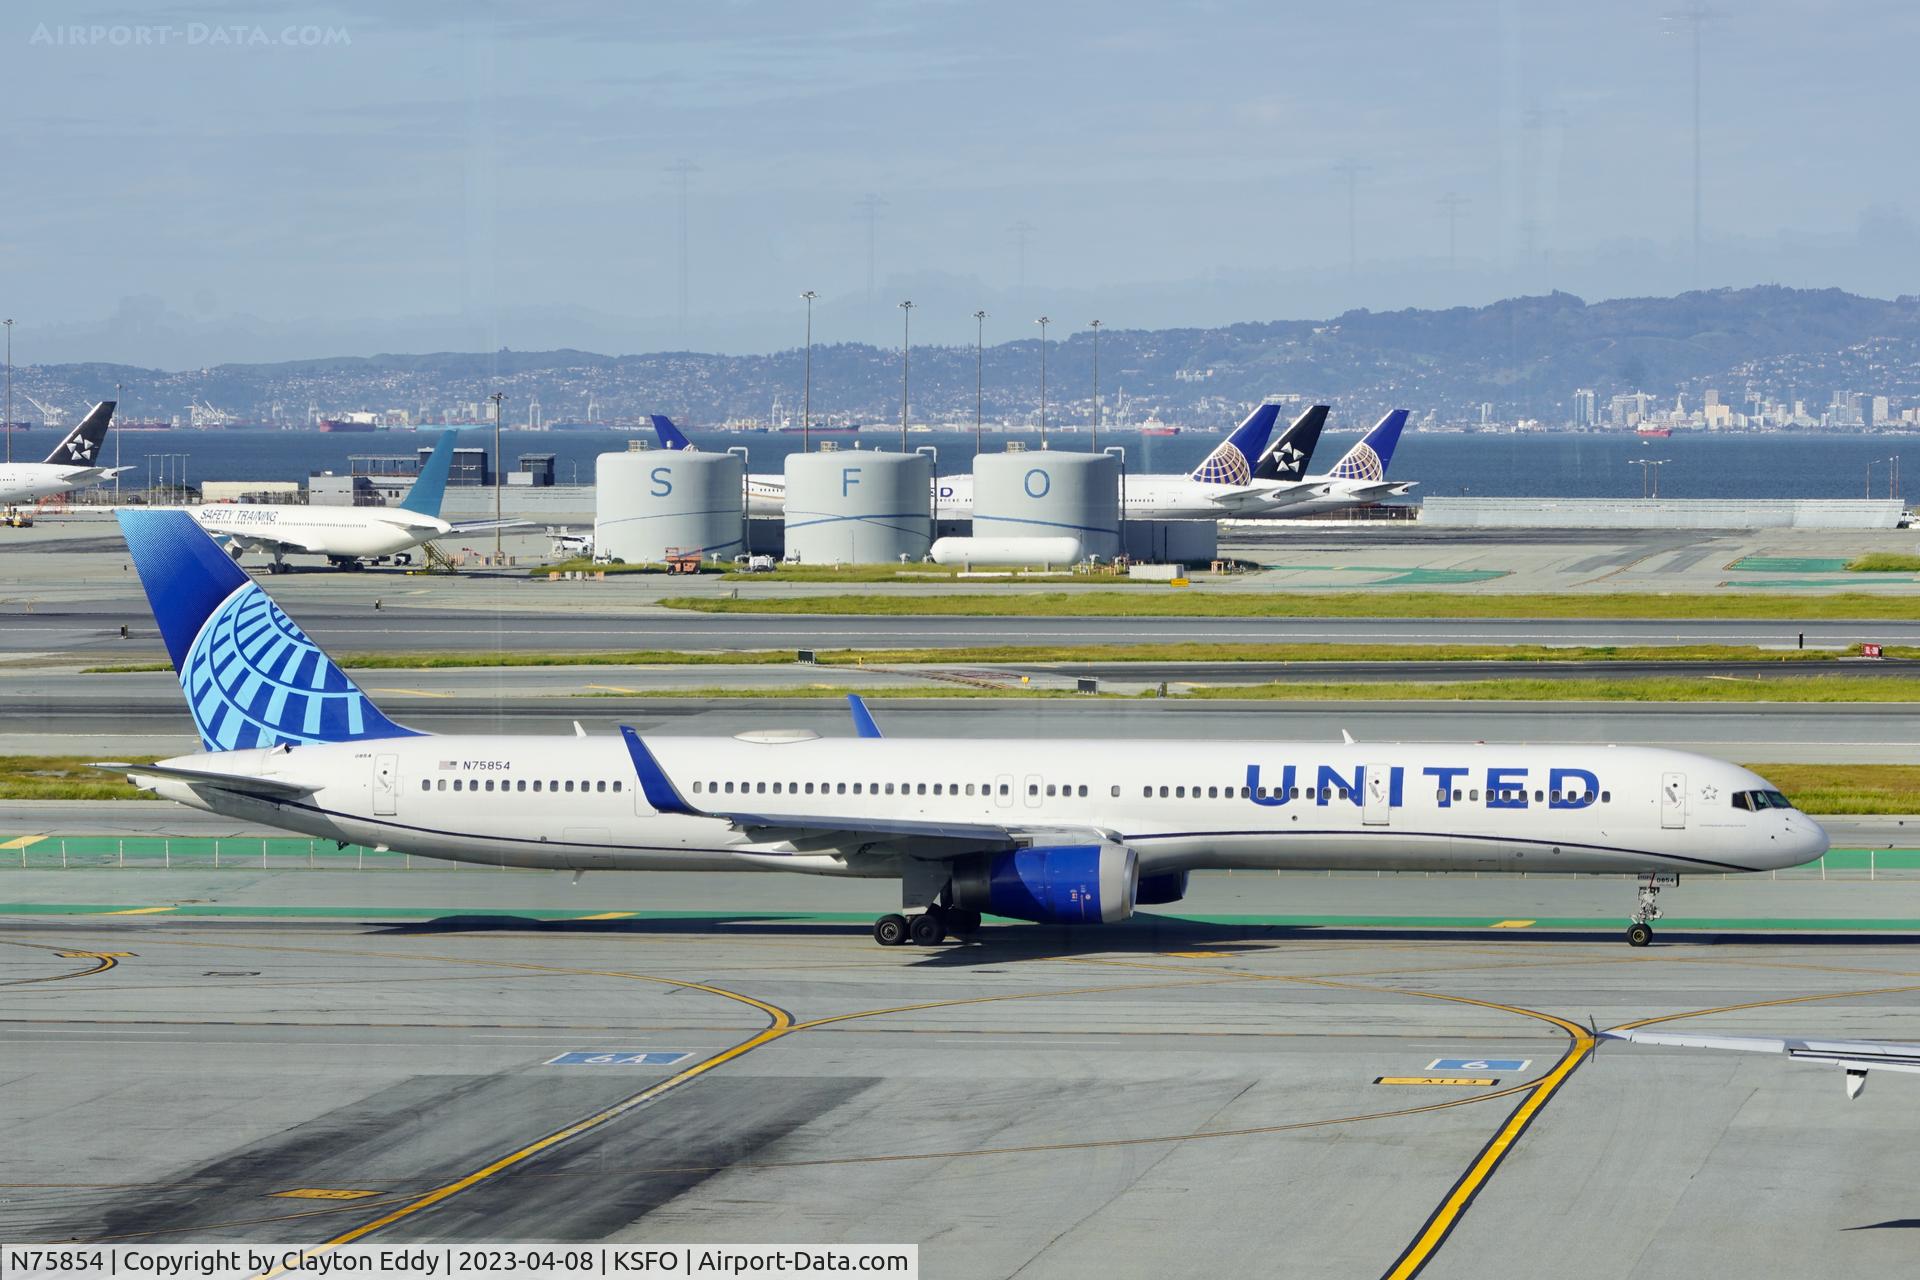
[
  {"xmin": 950, "ymin": 842, "xmax": 1137, "ymax": 925},
  {"xmin": 1135, "ymin": 869, "xmax": 1189, "ymax": 906}
]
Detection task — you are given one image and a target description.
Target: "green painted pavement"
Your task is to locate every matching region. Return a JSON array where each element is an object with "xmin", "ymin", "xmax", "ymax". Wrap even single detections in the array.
[{"xmin": 1729, "ymin": 556, "xmax": 1854, "ymax": 574}]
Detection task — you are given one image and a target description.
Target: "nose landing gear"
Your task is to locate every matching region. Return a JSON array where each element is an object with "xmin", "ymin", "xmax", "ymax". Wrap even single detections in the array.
[{"xmin": 1626, "ymin": 873, "xmax": 1677, "ymax": 946}]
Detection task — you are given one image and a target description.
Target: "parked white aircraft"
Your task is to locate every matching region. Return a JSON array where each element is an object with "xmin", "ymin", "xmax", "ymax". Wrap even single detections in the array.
[
  {"xmin": 1250, "ymin": 408, "xmax": 1417, "ymax": 518},
  {"xmin": 182, "ymin": 429, "xmax": 520, "ymax": 571},
  {"xmin": 652, "ymin": 406, "xmax": 1338, "ymax": 521},
  {"xmin": 0, "ymin": 401, "xmax": 129, "ymax": 505},
  {"xmin": 105, "ymin": 509, "xmax": 1828, "ymax": 948},
  {"xmin": 1602, "ymin": 1027, "xmax": 1920, "ymax": 1098}
]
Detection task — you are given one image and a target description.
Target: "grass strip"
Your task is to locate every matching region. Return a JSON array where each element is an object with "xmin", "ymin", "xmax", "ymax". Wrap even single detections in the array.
[
  {"xmin": 0, "ymin": 755, "xmax": 161, "ymax": 801},
  {"xmin": 660, "ymin": 590, "xmax": 1920, "ymax": 620},
  {"xmin": 1848, "ymin": 553, "xmax": 1920, "ymax": 573},
  {"xmin": 1181, "ymin": 675, "xmax": 1920, "ymax": 703},
  {"xmin": 77, "ymin": 641, "xmax": 1918, "ymax": 675}
]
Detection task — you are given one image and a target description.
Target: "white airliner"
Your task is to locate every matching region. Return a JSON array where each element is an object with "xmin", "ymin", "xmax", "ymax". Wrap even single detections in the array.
[
  {"xmin": 1602, "ymin": 1027, "xmax": 1920, "ymax": 1099},
  {"xmin": 652, "ymin": 406, "xmax": 1340, "ymax": 521},
  {"xmin": 104, "ymin": 509, "xmax": 1827, "ymax": 948},
  {"xmin": 1248, "ymin": 408, "xmax": 1418, "ymax": 519},
  {"xmin": 0, "ymin": 401, "xmax": 129, "ymax": 505},
  {"xmin": 181, "ymin": 429, "xmax": 521, "ymax": 571}
]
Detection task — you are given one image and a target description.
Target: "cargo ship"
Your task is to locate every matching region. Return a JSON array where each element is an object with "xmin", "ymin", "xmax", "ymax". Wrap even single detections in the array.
[
  {"xmin": 1636, "ymin": 425, "xmax": 1673, "ymax": 438},
  {"xmin": 317, "ymin": 419, "xmax": 379, "ymax": 433}
]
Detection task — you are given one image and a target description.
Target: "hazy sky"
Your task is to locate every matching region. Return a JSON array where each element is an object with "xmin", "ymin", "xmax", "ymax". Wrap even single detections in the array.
[{"xmin": 9, "ymin": 0, "xmax": 1920, "ymax": 366}]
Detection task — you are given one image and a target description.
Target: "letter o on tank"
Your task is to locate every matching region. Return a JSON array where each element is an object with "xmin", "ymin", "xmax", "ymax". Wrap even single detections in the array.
[{"xmin": 1024, "ymin": 467, "xmax": 1050, "ymax": 499}]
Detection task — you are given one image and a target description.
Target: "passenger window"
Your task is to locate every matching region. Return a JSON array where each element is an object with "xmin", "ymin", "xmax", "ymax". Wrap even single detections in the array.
[
  {"xmin": 1175, "ymin": 786, "xmax": 1186, "ymax": 798},
  {"xmin": 532, "ymin": 780, "xmax": 542, "ymax": 792},
  {"xmin": 611, "ymin": 781, "xmax": 620, "ymax": 792},
  {"xmin": 453, "ymin": 779, "xmax": 463, "ymax": 792},
  {"xmin": 1469, "ymin": 789, "xmax": 1479, "ymax": 800},
  {"xmin": 485, "ymin": 780, "xmax": 495, "ymax": 792},
  {"xmin": 1111, "ymin": 786, "xmax": 1121, "ymax": 798},
  {"xmin": 1159, "ymin": 786, "xmax": 1169, "ymax": 798},
  {"xmin": 1436, "ymin": 789, "xmax": 1446, "ymax": 802},
  {"xmin": 932, "ymin": 783, "xmax": 942, "ymax": 796},
  {"xmin": 885, "ymin": 783, "xmax": 895, "ymax": 795},
  {"xmin": 1079, "ymin": 785, "xmax": 1088, "ymax": 798},
  {"xmin": 967, "ymin": 784, "xmax": 976, "ymax": 796},
  {"xmin": 836, "ymin": 782, "xmax": 847, "ymax": 794},
  {"xmin": 421, "ymin": 779, "xmax": 430, "ymax": 792},
  {"xmin": 1306, "ymin": 787, "xmax": 1316, "ymax": 800},
  {"xmin": 1046, "ymin": 784, "xmax": 1056, "ymax": 797},
  {"xmin": 1028, "ymin": 783, "xmax": 1039, "ymax": 796},
  {"xmin": 1338, "ymin": 787, "xmax": 1349, "ymax": 800},
  {"xmin": 520, "ymin": 780, "xmax": 529, "ymax": 792},
  {"xmin": 435, "ymin": 779, "xmax": 445, "ymax": 792},
  {"xmin": 1601, "ymin": 791, "xmax": 1611, "ymax": 803},
  {"xmin": 1207, "ymin": 786, "xmax": 1217, "ymax": 799},
  {"xmin": 1534, "ymin": 790, "xmax": 1543, "ymax": 802},
  {"xmin": 564, "ymin": 781, "xmax": 574, "ymax": 793},
  {"xmin": 1290, "ymin": 787, "xmax": 1300, "ymax": 800},
  {"xmin": 1452, "ymin": 789, "xmax": 1461, "ymax": 801},
  {"xmin": 917, "ymin": 783, "xmax": 927, "ymax": 796},
  {"xmin": 598, "ymin": 781, "xmax": 608, "ymax": 793}
]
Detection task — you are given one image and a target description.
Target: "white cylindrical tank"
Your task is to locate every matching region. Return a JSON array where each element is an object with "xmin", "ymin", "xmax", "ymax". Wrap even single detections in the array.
[
  {"xmin": 783, "ymin": 452, "xmax": 933, "ymax": 563},
  {"xmin": 929, "ymin": 536, "xmax": 1084, "ymax": 567},
  {"xmin": 594, "ymin": 451, "xmax": 744, "ymax": 563},
  {"xmin": 970, "ymin": 453, "xmax": 1120, "ymax": 560}
]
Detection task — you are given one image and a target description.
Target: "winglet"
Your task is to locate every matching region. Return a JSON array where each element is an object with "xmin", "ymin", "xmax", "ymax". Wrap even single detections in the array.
[
  {"xmin": 848, "ymin": 693, "xmax": 883, "ymax": 739},
  {"xmin": 398, "ymin": 429, "xmax": 459, "ymax": 516},
  {"xmin": 619, "ymin": 725, "xmax": 699, "ymax": 816},
  {"xmin": 650, "ymin": 415, "xmax": 694, "ymax": 450}
]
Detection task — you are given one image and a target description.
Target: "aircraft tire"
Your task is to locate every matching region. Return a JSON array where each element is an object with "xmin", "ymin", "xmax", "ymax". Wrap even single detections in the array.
[
  {"xmin": 909, "ymin": 911, "xmax": 947, "ymax": 947},
  {"xmin": 1626, "ymin": 922, "xmax": 1653, "ymax": 947},
  {"xmin": 873, "ymin": 914, "xmax": 909, "ymax": 946}
]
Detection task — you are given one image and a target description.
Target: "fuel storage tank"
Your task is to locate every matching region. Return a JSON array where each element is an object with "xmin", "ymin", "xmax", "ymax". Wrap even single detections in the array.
[
  {"xmin": 594, "ymin": 450, "xmax": 744, "ymax": 563},
  {"xmin": 783, "ymin": 451, "xmax": 933, "ymax": 563},
  {"xmin": 970, "ymin": 452, "xmax": 1121, "ymax": 561}
]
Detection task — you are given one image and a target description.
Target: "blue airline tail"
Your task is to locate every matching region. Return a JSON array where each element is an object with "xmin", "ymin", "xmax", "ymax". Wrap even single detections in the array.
[
  {"xmin": 117, "ymin": 511, "xmax": 418, "ymax": 752},
  {"xmin": 397, "ymin": 429, "xmax": 458, "ymax": 516},
  {"xmin": 1189, "ymin": 402, "xmax": 1282, "ymax": 485},
  {"xmin": 1327, "ymin": 409, "xmax": 1409, "ymax": 482},
  {"xmin": 650, "ymin": 415, "xmax": 694, "ymax": 450}
]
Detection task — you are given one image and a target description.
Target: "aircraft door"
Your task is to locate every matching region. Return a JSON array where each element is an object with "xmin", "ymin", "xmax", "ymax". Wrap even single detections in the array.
[
  {"xmin": 373, "ymin": 753, "xmax": 399, "ymax": 816},
  {"xmin": 1363, "ymin": 763, "xmax": 1391, "ymax": 826},
  {"xmin": 994, "ymin": 774, "xmax": 1015, "ymax": 809},
  {"xmin": 1022, "ymin": 773, "xmax": 1044, "ymax": 809},
  {"xmin": 1660, "ymin": 772, "xmax": 1686, "ymax": 829}
]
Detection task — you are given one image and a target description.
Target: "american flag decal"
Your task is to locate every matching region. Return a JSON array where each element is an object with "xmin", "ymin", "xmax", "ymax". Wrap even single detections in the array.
[{"xmin": 439, "ymin": 760, "xmax": 457, "ymax": 769}]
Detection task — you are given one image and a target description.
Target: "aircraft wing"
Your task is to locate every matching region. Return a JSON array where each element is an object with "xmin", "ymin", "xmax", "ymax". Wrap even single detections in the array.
[
  {"xmin": 1207, "ymin": 483, "xmax": 1331, "ymax": 514},
  {"xmin": 1603, "ymin": 1027, "xmax": 1920, "ymax": 1098},
  {"xmin": 619, "ymin": 726, "xmax": 1106, "ymax": 856},
  {"xmin": 94, "ymin": 761, "xmax": 318, "ymax": 799},
  {"xmin": 218, "ymin": 528, "xmax": 341, "ymax": 557},
  {"xmin": 446, "ymin": 518, "xmax": 534, "ymax": 534}
]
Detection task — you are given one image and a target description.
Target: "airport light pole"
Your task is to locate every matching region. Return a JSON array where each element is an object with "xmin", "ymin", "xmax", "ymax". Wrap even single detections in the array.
[
  {"xmin": 1089, "ymin": 319, "xmax": 1101, "ymax": 452},
  {"xmin": 490, "ymin": 391, "xmax": 505, "ymax": 561},
  {"xmin": 1036, "ymin": 316, "xmax": 1049, "ymax": 448},
  {"xmin": 114, "ymin": 381, "xmax": 123, "ymax": 505},
  {"xmin": 898, "ymin": 300, "xmax": 913, "ymax": 452},
  {"xmin": 4, "ymin": 318, "xmax": 11, "ymax": 465},
  {"xmin": 973, "ymin": 310, "xmax": 987, "ymax": 457},
  {"xmin": 800, "ymin": 290, "xmax": 816, "ymax": 452},
  {"xmin": 1630, "ymin": 457, "xmax": 1670, "ymax": 499}
]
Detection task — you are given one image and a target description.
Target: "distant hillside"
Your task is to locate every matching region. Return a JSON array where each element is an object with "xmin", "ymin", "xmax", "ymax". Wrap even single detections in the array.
[{"xmin": 15, "ymin": 286, "xmax": 1920, "ymax": 428}]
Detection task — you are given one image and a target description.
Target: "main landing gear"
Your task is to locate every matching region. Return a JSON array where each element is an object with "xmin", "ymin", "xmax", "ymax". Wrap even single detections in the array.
[
  {"xmin": 872, "ymin": 905, "xmax": 982, "ymax": 947},
  {"xmin": 1626, "ymin": 873, "xmax": 1676, "ymax": 946}
]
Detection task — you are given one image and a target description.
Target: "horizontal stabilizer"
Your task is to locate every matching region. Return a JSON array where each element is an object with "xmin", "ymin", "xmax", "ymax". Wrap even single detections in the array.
[{"xmin": 94, "ymin": 760, "xmax": 316, "ymax": 798}]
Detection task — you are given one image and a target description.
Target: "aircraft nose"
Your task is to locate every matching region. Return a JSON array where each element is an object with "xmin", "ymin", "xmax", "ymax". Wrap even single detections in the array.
[{"xmin": 1790, "ymin": 815, "xmax": 1830, "ymax": 864}]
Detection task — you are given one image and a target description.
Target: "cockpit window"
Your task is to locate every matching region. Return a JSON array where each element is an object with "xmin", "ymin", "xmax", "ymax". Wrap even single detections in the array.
[{"xmin": 1732, "ymin": 789, "xmax": 1796, "ymax": 812}]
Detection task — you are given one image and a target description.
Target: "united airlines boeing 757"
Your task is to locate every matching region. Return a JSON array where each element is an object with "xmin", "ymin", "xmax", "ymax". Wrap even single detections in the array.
[{"xmin": 103, "ymin": 509, "xmax": 1826, "ymax": 947}]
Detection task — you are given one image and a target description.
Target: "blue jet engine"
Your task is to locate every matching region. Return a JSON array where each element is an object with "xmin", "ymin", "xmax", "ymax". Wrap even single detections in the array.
[{"xmin": 950, "ymin": 842, "xmax": 1138, "ymax": 925}]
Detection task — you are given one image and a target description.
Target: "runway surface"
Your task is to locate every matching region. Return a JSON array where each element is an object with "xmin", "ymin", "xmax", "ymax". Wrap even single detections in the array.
[
  {"xmin": 7, "ymin": 869, "xmax": 1920, "ymax": 1279},
  {"xmin": 8, "ymin": 601, "xmax": 1919, "ymax": 662}
]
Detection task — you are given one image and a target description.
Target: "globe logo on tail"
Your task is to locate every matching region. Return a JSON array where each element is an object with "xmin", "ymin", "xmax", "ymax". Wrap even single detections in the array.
[
  {"xmin": 1192, "ymin": 441, "xmax": 1254, "ymax": 486},
  {"xmin": 181, "ymin": 583, "xmax": 382, "ymax": 751},
  {"xmin": 1330, "ymin": 443, "xmax": 1384, "ymax": 482}
]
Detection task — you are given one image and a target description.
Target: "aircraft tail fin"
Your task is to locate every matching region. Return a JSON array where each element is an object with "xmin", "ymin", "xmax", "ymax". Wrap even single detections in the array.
[
  {"xmin": 650, "ymin": 415, "xmax": 694, "ymax": 450},
  {"xmin": 396, "ymin": 429, "xmax": 458, "ymax": 516},
  {"xmin": 1328, "ymin": 409, "xmax": 1409, "ymax": 481},
  {"xmin": 1253, "ymin": 405, "xmax": 1329, "ymax": 482},
  {"xmin": 1189, "ymin": 402, "xmax": 1280, "ymax": 484},
  {"xmin": 115, "ymin": 510, "xmax": 418, "ymax": 751},
  {"xmin": 42, "ymin": 400, "xmax": 116, "ymax": 467}
]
